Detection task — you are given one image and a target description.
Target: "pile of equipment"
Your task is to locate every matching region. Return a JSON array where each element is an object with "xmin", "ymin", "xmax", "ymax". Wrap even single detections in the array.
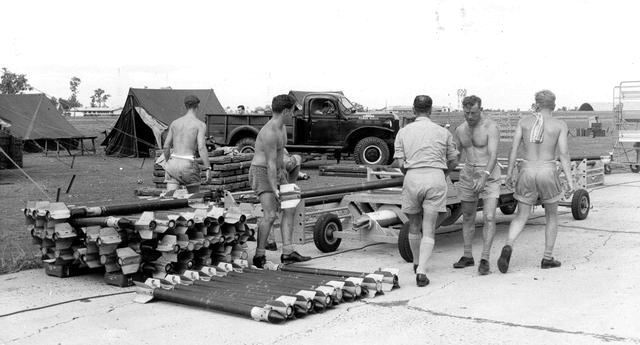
[{"xmin": 24, "ymin": 197, "xmax": 256, "ymax": 286}]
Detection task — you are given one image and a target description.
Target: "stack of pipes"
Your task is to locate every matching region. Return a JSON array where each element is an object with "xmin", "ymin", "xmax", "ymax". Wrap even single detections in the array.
[
  {"xmin": 134, "ymin": 263, "xmax": 400, "ymax": 323},
  {"xmin": 24, "ymin": 198, "xmax": 255, "ymax": 286}
]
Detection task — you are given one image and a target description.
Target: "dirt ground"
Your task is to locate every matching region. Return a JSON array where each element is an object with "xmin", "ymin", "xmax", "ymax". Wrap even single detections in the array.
[{"xmin": 1, "ymin": 172, "xmax": 639, "ymax": 345}]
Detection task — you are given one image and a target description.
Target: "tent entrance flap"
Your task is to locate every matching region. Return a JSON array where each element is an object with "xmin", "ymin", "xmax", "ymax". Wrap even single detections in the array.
[{"xmin": 135, "ymin": 107, "xmax": 168, "ymax": 148}]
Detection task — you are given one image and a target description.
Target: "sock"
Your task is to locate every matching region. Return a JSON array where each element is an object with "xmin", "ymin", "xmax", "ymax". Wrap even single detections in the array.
[
  {"xmin": 463, "ymin": 244, "xmax": 473, "ymax": 258},
  {"xmin": 481, "ymin": 248, "xmax": 490, "ymax": 261},
  {"xmin": 283, "ymin": 244, "xmax": 295, "ymax": 255},
  {"xmin": 417, "ymin": 237, "xmax": 435, "ymax": 275},
  {"xmin": 255, "ymin": 248, "xmax": 266, "ymax": 257},
  {"xmin": 543, "ymin": 248, "xmax": 553, "ymax": 260},
  {"xmin": 408, "ymin": 233, "xmax": 421, "ymax": 265}
]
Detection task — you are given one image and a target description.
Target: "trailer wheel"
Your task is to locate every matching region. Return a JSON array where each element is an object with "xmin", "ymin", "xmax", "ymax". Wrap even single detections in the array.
[
  {"xmin": 236, "ymin": 137, "xmax": 256, "ymax": 154},
  {"xmin": 313, "ymin": 213, "xmax": 342, "ymax": 253},
  {"xmin": 354, "ymin": 137, "xmax": 390, "ymax": 165},
  {"xmin": 631, "ymin": 165, "xmax": 640, "ymax": 173},
  {"xmin": 571, "ymin": 189, "xmax": 590, "ymax": 220},
  {"xmin": 604, "ymin": 164, "xmax": 611, "ymax": 174},
  {"xmin": 398, "ymin": 223, "xmax": 413, "ymax": 263},
  {"xmin": 500, "ymin": 201, "xmax": 518, "ymax": 215}
]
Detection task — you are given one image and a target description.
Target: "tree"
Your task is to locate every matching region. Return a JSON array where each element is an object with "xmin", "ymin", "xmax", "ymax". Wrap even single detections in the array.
[
  {"xmin": 67, "ymin": 77, "xmax": 82, "ymax": 108},
  {"xmin": 0, "ymin": 68, "xmax": 33, "ymax": 94},
  {"xmin": 49, "ymin": 96, "xmax": 58, "ymax": 107},
  {"xmin": 578, "ymin": 103, "xmax": 594, "ymax": 111},
  {"xmin": 90, "ymin": 88, "xmax": 111, "ymax": 107}
]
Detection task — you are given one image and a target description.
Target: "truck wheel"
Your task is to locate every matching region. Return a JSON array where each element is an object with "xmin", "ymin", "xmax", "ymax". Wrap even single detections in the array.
[
  {"xmin": 500, "ymin": 201, "xmax": 518, "ymax": 215},
  {"xmin": 398, "ymin": 223, "xmax": 413, "ymax": 263},
  {"xmin": 313, "ymin": 213, "xmax": 342, "ymax": 253},
  {"xmin": 236, "ymin": 137, "xmax": 256, "ymax": 154},
  {"xmin": 604, "ymin": 164, "xmax": 611, "ymax": 175},
  {"xmin": 571, "ymin": 189, "xmax": 590, "ymax": 220},
  {"xmin": 631, "ymin": 165, "xmax": 640, "ymax": 173},
  {"xmin": 354, "ymin": 137, "xmax": 390, "ymax": 165}
]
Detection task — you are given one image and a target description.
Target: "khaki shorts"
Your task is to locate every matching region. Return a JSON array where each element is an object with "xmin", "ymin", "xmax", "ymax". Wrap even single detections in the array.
[
  {"xmin": 401, "ymin": 168, "xmax": 448, "ymax": 214},
  {"xmin": 164, "ymin": 157, "xmax": 201, "ymax": 187},
  {"xmin": 514, "ymin": 161, "xmax": 562, "ymax": 205},
  {"xmin": 456, "ymin": 163, "xmax": 501, "ymax": 202}
]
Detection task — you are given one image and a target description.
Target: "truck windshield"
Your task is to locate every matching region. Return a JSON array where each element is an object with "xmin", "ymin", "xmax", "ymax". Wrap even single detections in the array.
[{"xmin": 340, "ymin": 97, "xmax": 354, "ymax": 113}]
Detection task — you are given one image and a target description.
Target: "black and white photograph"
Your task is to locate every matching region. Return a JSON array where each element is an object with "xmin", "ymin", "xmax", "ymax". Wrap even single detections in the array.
[{"xmin": 1, "ymin": 1, "xmax": 639, "ymax": 344}]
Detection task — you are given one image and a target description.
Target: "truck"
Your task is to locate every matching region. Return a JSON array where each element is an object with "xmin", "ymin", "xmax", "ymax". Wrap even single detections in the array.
[{"xmin": 205, "ymin": 91, "xmax": 401, "ymax": 165}]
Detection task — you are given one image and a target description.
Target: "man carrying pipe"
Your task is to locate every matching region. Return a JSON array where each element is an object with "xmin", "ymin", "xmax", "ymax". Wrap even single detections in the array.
[
  {"xmin": 249, "ymin": 94, "xmax": 311, "ymax": 268},
  {"xmin": 393, "ymin": 95, "xmax": 458, "ymax": 287},
  {"xmin": 451, "ymin": 95, "xmax": 500, "ymax": 275}
]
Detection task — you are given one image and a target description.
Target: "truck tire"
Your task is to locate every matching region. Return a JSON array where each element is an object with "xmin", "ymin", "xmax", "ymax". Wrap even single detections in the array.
[
  {"xmin": 236, "ymin": 137, "xmax": 256, "ymax": 154},
  {"xmin": 500, "ymin": 201, "xmax": 518, "ymax": 215},
  {"xmin": 313, "ymin": 213, "xmax": 342, "ymax": 253},
  {"xmin": 571, "ymin": 189, "xmax": 590, "ymax": 220},
  {"xmin": 354, "ymin": 137, "xmax": 390, "ymax": 165},
  {"xmin": 398, "ymin": 223, "xmax": 413, "ymax": 263}
]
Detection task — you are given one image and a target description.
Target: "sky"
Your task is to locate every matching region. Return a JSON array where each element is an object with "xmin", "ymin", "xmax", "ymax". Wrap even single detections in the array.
[{"xmin": 2, "ymin": 0, "xmax": 639, "ymax": 111}]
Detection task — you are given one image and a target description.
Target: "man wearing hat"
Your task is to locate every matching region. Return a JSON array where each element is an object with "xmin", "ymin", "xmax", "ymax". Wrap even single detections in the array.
[{"xmin": 162, "ymin": 95, "xmax": 211, "ymax": 193}]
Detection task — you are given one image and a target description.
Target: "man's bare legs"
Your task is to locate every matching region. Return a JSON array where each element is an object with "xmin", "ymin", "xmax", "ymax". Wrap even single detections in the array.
[
  {"xmin": 254, "ymin": 192, "xmax": 278, "ymax": 266},
  {"xmin": 481, "ymin": 198, "xmax": 498, "ymax": 261},
  {"xmin": 498, "ymin": 202, "xmax": 532, "ymax": 273},
  {"xmin": 280, "ymin": 207, "xmax": 296, "ymax": 255},
  {"xmin": 454, "ymin": 200, "xmax": 478, "ymax": 268},
  {"xmin": 406, "ymin": 213, "xmax": 422, "ymax": 272},
  {"xmin": 541, "ymin": 202, "xmax": 561, "ymax": 268}
]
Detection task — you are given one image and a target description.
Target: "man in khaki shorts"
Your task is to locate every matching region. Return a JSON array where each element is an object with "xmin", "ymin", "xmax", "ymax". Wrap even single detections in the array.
[
  {"xmin": 498, "ymin": 90, "xmax": 575, "ymax": 273},
  {"xmin": 394, "ymin": 95, "xmax": 458, "ymax": 287},
  {"xmin": 249, "ymin": 94, "xmax": 311, "ymax": 268},
  {"xmin": 162, "ymin": 95, "xmax": 211, "ymax": 193},
  {"xmin": 452, "ymin": 95, "xmax": 500, "ymax": 275}
]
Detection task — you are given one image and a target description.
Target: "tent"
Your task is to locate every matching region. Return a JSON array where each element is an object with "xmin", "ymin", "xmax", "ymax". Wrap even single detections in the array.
[
  {"xmin": 0, "ymin": 94, "xmax": 83, "ymax": 140},
  {"xmin": 103, "ymin": 88, "xmax": 225, "ymax": 157}
]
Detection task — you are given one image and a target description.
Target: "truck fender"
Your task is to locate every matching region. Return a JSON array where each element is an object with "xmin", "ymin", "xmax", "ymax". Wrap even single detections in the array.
[
  {"xmin": 228, "ymin": 126, "xmax": 259, "ymax": 144},
  {"xmin": 344, "ymin": 127, "xmax": 396, "ymax": 148}
]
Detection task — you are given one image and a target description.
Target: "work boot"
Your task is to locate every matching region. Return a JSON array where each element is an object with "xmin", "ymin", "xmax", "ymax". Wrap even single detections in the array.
[
  {"xmin": 265, "ymin": 241, "xmax": 278, "ymax": 251},
  {"xmin": 453, "ymin": 256, "xmax": 475, "ymax": 268},
  {"xmin": 280, "ymin": 251, "xmax": 311, "ymax": 264},
  {"xmin": 478, "ymin": 259, "xmax": 490, "ymax": 275},
  {"xmin": 416, "ymin": 273, "xmax": 429, "ymax": 287},
  {"xmin": 252, "ymin": 255, "xmax": 266, "ymax": 269},
  {"xmin": 541, "ymin": 257, "xmax": 561, "ymax": 269},
  {"xmin": 497, "ymin": 245, "xmax": 512, "ymax": 273}
]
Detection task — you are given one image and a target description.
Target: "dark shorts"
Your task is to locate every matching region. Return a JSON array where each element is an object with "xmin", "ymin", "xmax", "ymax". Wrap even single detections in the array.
[
  {"xmin": 514, "ymin": 161, "xmax": 562, "ymax": 205},
  {"xmin": 164, "ymin": 157, "xmax": 201, "ymax": 186}
]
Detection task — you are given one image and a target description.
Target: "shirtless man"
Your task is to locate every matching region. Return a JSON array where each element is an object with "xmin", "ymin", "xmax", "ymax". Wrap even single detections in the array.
[
  {"xmin": 498, "ymin": 90, "xmax": 574, "ymax": 273},
  {"xmin": 249, "ymin": 94, "xmax": 311, "ymax": 268},
  {"xmin": 452, "ymin": 95, "xmax": 500, "ymax": 275},
  {"xmin": 163, "ymin": 95, "xmax": 210, "ymax": 193}
]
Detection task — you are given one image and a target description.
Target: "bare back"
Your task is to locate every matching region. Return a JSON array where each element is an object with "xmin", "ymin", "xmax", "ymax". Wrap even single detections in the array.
[
  {"xmin": 518, "ymin": 115, "xmax": 566, "ymax": 161},
  {"xmin": 252, "ymin": 119, "xmax": 285, "ymax": 168},
  {"xmin": 455, "ymin": 117, "xmax": 499, "ymax": 165},
  {"xmin": 166, "ymin": 114, "xmax": 205, "ymax": 155}
]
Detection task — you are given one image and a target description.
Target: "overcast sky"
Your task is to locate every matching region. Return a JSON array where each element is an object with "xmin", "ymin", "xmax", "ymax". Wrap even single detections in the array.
[{"xmin": 2, "ymin": 0, "xmax": 638, "ymax": 111}]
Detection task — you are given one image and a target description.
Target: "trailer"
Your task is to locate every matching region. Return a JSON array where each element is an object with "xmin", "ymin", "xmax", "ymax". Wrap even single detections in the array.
[{"xmin": 312, "ymin": 158, "xmax": 604, "ymax": 262}]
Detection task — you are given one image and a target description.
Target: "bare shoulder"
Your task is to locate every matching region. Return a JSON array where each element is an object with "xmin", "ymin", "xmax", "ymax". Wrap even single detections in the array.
[
  {"xmin": 484, "ymin": 117, "xmax": 499, "ymax": 131},
  {"xmin": 518, "ymin": 115, "xmax": 534, "ymax": 127},
  {"xmin": 549, "ymin": 117, "xmax": 568, "ymax": 129}
]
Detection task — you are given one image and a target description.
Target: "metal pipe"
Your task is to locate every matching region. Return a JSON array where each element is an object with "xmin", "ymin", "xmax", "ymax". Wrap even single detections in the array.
[
  {"xmin": 69, "ymin": 199, "xmax": 199, "ymax": 218},
  {"xmin": 300, "ymin": 178, "xmax": 404, "ymax": 199}
]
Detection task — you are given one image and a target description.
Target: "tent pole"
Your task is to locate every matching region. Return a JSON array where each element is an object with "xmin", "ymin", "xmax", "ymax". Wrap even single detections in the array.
[{"xmin": 132, "ymin": 108, "xmax": 139, "ymax": 158}]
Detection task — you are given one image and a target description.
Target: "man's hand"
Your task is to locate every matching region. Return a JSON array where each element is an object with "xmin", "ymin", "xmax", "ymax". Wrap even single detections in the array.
[
  {"xmin": 505, "ymin": 173, "xmax": 515, "ymax": 190},
  {"xmin": 474, "ymin": 174, "xmax": 488, "ymax": 193},
  {"xmin": 205, "ymin": 168, "xmax": 211, "ymax": 183}
]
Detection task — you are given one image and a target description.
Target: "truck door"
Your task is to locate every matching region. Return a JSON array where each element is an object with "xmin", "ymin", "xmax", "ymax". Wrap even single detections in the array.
[{"xmin": 307, "ymin": 98, "xmax": 341, "ymax": 145}]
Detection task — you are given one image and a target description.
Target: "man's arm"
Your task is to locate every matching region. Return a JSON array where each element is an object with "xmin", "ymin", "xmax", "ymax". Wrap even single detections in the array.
[
  {"xmin": 445, "ymin": 131, "xmax": 459, "ymax": 175},
  {"xmin": 392, "ymin": 129, "xmax": 406, "ymax": 174},
  {"xmin": 557, "ymin": 121, "xmax": 574, "ymax": 191},
  {"xmin": 476, "ymin": 122, "xmax": 500, "ymax": 192},
  {"xmin": 197, "ymin": 123, "xmax": 211, "ymax": 180},
  {"xmin": 263, "ymin": 133, "xmax": 280, "ymax": 197},
  {"xmin": 163, "ymin": 125, "xmax": 173, "ymax": 162},
  {"xmin": 506, "ymin": 119, "xmax": 523, "ymax": 187}
]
